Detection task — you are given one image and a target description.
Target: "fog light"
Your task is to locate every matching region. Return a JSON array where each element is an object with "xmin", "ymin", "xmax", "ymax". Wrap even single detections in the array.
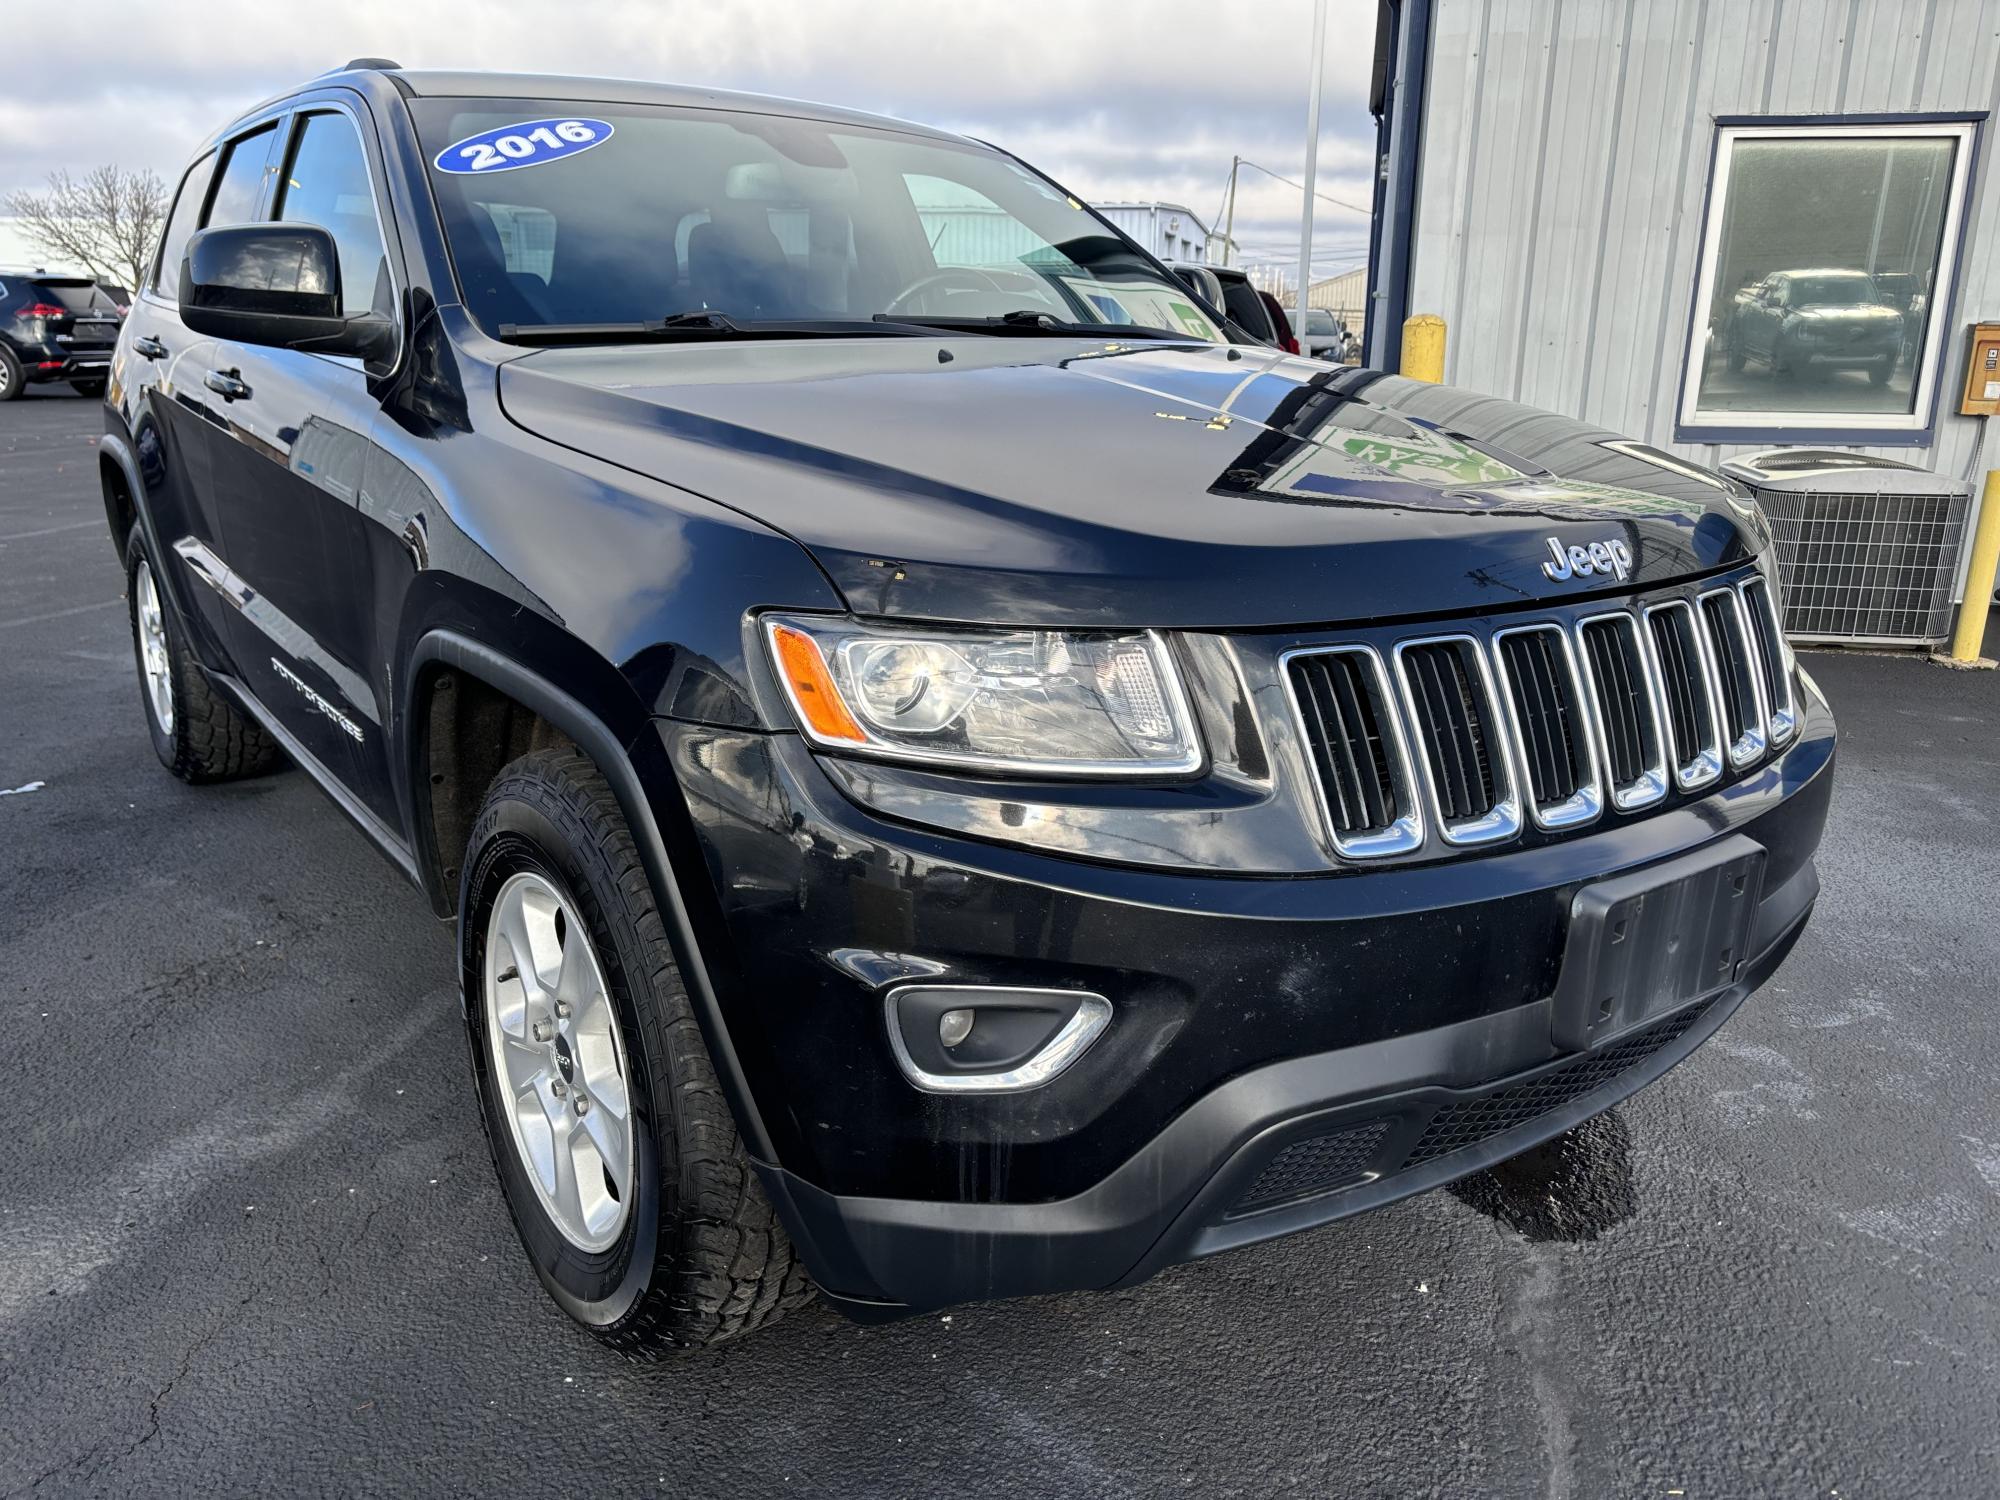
[{"xmin": 885, "ymin": 986, "xmax": 1113, "ymax": 1094}]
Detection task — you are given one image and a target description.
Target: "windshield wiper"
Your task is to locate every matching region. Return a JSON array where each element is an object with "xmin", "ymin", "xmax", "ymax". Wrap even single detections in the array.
[
  {"xmin": 872, "ymin": 310, "xmax": 1182, "ymax": 339},
  {"xmin": 497, "ymin": 311, "xmax": 928, "ymax": 345}
]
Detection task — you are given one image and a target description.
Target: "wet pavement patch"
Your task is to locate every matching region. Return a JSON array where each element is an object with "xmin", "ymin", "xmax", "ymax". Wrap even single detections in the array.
[{"xmin": 1446, "ymin": 1111, "xmax": 1638, "ymax": 1242}]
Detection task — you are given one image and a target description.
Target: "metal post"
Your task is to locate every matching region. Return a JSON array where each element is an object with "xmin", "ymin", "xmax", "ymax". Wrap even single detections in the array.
[
  {"xmin": 1222, "ymin": 156, "xmax": 1239, "ymax": 268},
  {"xmin": 1401, "ymin": 313, "xmax": 1446, "ymax": 381},
  {"xmin": 1296, "ymin": 0, "xmax": 1327, "ymax": 326},
  {"xmin": 1947, "ymin": 468, "xmax": 2000, "ymax": 663}
]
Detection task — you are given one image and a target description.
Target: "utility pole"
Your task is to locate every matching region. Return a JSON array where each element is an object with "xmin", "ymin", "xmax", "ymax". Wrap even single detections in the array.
[
  {"xmin": 1295, "ymin": 0, "xmax": 1327, "ymax": 319},
  {"xmin": 1222, "ymin": 155, "xmax": 1240, "ymax": 267}
]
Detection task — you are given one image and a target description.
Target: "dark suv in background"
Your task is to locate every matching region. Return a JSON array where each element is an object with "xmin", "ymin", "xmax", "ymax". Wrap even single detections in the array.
[
  {"xmin": 1723, "ymin": 268, "xmax": 1904, "ymax": 383},
  {"xmin": 103, "ymin": 62, "xmax": 1832, "ymax": 1354},
  {"xmin": 0, "ymin": 272, "xmax": 122, "ymax": 399}
]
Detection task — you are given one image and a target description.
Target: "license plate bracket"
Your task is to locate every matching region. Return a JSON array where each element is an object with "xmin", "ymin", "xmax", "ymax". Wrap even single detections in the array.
[{"xmin": 1550, "ymin": 835, "xmax": 1766, "ymax": 1051}]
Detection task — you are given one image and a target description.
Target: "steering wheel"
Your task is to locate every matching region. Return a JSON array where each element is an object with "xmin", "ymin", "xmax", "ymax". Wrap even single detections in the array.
[{"xmin": 885, "ymin": 266, "xmax": 1008, "ymax": 315}]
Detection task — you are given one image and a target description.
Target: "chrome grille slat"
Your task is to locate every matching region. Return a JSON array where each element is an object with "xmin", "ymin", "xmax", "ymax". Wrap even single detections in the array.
[
  {"xmin": 1392, "ymin": 636, "xmax": 1521, "ymax": 846},
  {"xmin": 1738, "ymin": 576, "xmax": 1797, "ymax": 745},
  {"xmin": 1573, "ymin": 612, "xmax": 1669, "ymax": 811},
  {"xmin": 1642, "ymin": 600, "xmax": 1725, "ymax": 790},
  {"xmin": 1492, "ymin": 624, "xmax": 1602, "ymax": 830},
  {"xmin": 1698, "ymin": 588, "xmax": 1768, "ymax": 767},
  {"xmin": 1281, "ymin": 644, "xmax": 1425, "ymax": 859}
]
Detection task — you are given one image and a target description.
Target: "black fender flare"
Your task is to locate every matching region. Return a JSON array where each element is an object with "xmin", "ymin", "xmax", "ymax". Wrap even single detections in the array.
[
  {"xmin": 97, "ymin": 428, "xmax": 169, "ymax": 594},
  {"xmin": 405, "ymin": 628, "xmax": 778, "ymax": 1166}
]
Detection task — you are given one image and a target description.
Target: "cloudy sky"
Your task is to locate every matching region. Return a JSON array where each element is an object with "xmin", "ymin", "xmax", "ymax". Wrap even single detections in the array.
[{"xmin": 0, "ymin": 0, "xmax": 1379, "ymax": 289}]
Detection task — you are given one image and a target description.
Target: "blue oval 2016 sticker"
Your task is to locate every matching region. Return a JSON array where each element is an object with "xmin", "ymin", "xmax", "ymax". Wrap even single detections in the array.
[{"xmin": 434, "ymin": 118, "xmax": 614, "ymax": 175}]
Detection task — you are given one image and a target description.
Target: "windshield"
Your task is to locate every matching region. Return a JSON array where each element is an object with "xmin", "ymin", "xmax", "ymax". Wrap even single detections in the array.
[
  {"xmin": 1790, "ymin": 274, "xmax": 1877, "ymax": 306},
  {"xmin": 412, "ymin": 98, "xmax": 1222, "ymax": 343},
  {"xmin": 1298, "ymin": 309, "xmax": 1337, "ymax": 335}
]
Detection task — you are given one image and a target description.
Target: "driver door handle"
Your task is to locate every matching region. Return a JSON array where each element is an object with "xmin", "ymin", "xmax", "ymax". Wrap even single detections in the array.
[
  {"xmin": 204, "ymin": 368, "xmax": 251, "ymax": 403},
  {"xmin": 133, "ymin": 336, "xmax": 168, "ymax": 360}
]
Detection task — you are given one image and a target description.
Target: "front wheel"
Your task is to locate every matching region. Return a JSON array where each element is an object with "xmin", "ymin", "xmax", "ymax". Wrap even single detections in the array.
[{"xmin": 461, "ymin": 749, "xmax": 813, "ymax": 1354}]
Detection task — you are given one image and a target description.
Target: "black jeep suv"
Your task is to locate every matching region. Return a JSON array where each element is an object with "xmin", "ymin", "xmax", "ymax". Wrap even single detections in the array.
[
  {"xmin": 0, "ymin": 272, "xmax": 122, "ymax": 399},
  {"xmin": 103, "ymin": 63, "xmax": 1833, "ymax": 1351}
]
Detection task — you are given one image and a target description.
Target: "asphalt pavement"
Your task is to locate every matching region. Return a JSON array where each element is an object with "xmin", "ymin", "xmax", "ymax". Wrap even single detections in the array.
[{"xmin": 2, "ymin": 387, "xmax": 1996, "ymax": 1496}]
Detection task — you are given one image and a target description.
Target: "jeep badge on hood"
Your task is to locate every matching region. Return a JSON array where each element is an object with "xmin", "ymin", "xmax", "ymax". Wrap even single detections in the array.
[{"xmin": 1542, "ymin": 536, "xmax": 1634, "ymax": 582}]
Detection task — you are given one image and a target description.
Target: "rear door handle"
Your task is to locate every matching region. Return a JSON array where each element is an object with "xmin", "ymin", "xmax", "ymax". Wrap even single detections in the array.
[
  {"xmin": 204, "ymin": 368, "xmax": 251, "ymax": 403},
  {"xmin": 133, "ymin": 336, "xmax": 168, "ymax": 360}
]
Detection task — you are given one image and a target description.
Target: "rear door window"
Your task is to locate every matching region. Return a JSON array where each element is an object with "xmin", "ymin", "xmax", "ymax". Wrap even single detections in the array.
[
  {"xmin": 205, "ymin": 124, "xmax": 278, "ymax": 229},
  {"xmin": 153, "ymin": 152, "xmax": 217, "ymax": 298}
]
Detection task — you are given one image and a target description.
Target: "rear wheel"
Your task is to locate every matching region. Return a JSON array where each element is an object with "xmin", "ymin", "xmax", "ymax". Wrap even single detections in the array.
[
  {"xmin": 0, "ymin": 346, "xmax": 23, "ymax": 402},
  {"xmin": 125, "ymin": 528, "xmax": 281, "ymax": 782},
  {"xmin": 461, "ymin": 749, "xmax": 813, "ymax": 1354}
]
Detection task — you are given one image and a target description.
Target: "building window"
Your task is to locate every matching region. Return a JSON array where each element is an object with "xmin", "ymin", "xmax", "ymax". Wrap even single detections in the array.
[{"xmin": 1679, "ymin": 119, "xmax": 1977, "ymax": 440}]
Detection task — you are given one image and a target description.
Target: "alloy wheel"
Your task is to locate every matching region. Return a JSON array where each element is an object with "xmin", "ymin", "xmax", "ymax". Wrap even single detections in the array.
[
  {"xmin": 483, "ymin": 870, "xmax": 636, "ymax": 1252},
  {"xmin": 134, "ymin": 560, "xmax": 174, "ymax": 735}
]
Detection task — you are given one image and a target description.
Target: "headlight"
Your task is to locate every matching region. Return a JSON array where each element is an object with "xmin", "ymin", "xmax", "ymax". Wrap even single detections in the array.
[{"xmin": 763, "ymin": 615, "xmax": 1202, "ymax": 776}]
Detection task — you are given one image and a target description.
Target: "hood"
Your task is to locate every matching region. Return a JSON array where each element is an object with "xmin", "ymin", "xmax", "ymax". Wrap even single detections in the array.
[{"xmin": 498, "ymin": 338, "xmax": 1765, "ymax": 629}]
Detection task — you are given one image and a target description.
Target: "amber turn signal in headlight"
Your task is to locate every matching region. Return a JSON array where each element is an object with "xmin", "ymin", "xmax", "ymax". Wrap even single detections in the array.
[{"xmin": 762, "ymin": 614, "xmax": 1202, "ymax": 777}]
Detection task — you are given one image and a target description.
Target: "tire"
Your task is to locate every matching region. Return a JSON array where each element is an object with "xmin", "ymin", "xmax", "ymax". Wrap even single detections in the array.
[
  {"xmin": 461, "ymin": 749, "xmax": 813, "ymax": 1354},
  {"xmin": 69, "ymin": 378, "xmax": 106, "ymax": 398},
  {"xmin": 1865, "ymin": 359, "xmax": 1890, "ymax": 386},
  {"xmin": 124, "ymin": 528, "xmax": 281, "ymax": 782},
  {"xmin": 1725, "ymin": 331, "xmax": 1745, "ymax": 373},
  {"xmin": 0, "ymin": 345, "xmax": 23, "ymax": 402}
]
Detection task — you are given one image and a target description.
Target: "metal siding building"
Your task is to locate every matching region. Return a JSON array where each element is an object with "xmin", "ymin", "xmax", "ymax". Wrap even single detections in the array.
[
  {"xmin": 1404, "ymin": 0, "xmax": 2000, "ymax": 487},
  {"xmin": 1309, "ymin": 266, "xmax": 1371, "ymax": 327},
  {"xmin": 1092, "ymin": 202, "xmax": 1216, "ymax": 263}
]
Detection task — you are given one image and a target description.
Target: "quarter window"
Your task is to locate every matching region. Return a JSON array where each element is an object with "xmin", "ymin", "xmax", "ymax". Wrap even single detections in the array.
[
  {"xmin": 1680, "ymin": 120, "xmax": 1977, "ymax": 436},
  {"xmin": 275, "ymin": 112, "xmax": 392, "ymax": 317},
  {"xmin": 152, "ymin": 151, "xmax": 216, "ymax": 298},
  {"xmin": 206, "ymin": 124, "xmax": 278, "ymax": 230}
]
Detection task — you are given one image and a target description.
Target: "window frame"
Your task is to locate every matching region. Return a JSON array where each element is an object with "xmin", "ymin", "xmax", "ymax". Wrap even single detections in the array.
[
  {"xmin": 144, "ymin": 111, "xmax": 286, "ymax": 310},
  {"xmin": 1675, "ymin": 114, "xmax": 1983, "ymax": 446},
  {"xmin": 145, "ymin": 92, "xmax": 405, "ymax": 372}
]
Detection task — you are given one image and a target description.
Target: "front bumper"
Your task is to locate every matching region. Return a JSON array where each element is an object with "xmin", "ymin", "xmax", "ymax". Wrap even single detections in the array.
[
  {"xmin": 664, "ymin": 672, "xmax": 1833, "ymax": 1316},
  {"xmin": 1789, "ymin": 336, "xmax": 1898, "ymax": 368},
  {"xmin": 762, "ymin": 862, "xmax": 1812, "ymax": 1318}
]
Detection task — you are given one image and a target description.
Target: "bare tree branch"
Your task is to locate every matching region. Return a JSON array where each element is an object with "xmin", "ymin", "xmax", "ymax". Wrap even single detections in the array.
[{"xmin": 3, "ymin": 166, "xmax": 168, "ymax": 293}]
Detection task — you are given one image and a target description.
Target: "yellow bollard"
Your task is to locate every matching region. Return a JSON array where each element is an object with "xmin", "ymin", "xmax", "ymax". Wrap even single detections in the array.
[
  {"xmin": 1401, "ymin": 314, "xmax": 1446, "ymax": 383},
  {"xmin": 1949, "ymin": 469, "xmax": 2000, "ymax": 663}
]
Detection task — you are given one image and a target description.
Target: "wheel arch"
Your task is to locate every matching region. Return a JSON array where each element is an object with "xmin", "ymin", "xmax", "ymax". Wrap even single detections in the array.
[
  {"xmin": 97, "ymin": 427, "xmax": 152, "ymax": 571},
  {"xmin": 405, "ymin": 628, "xmax": 779, "ymax": 1166}
]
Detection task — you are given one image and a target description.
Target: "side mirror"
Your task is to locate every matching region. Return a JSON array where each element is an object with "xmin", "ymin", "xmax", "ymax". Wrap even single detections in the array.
[
  {"xmin": 179, "ymin": 224, "xmax": 394, "ymax": 364},
  {"xmin": 1171, "ymin": 264, "xmax": 1225, "ymax": 312}
]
